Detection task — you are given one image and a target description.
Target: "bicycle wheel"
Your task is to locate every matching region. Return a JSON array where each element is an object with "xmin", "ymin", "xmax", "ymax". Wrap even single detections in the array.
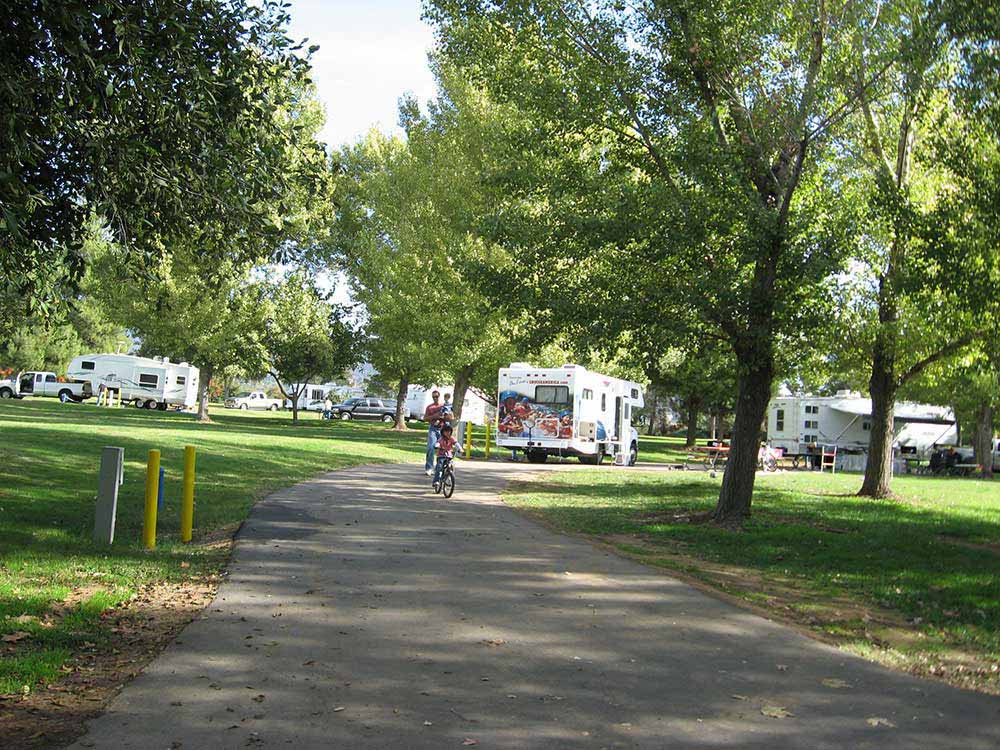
[{"xmin": 442, "ymin": 470, "xmax": 455, "ymax": 498}]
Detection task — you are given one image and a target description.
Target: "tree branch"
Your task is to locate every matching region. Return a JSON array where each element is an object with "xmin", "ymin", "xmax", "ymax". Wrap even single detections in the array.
[{"xmin": 897, "ymin": 334, "xmax": 980, "ymax": 387}]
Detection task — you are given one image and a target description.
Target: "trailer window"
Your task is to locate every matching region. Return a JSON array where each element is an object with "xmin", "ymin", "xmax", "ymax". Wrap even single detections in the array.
[
  {"xmin": 803, "ymin": 434, "xmax": 818, "ymax": 443},
  {"xmin": 631, "ymin": 387, "xmax": 639, "ymax": 399},
  {"xmin": 535, "ymin": 385, "xmax": 570, "ymax": 406},
  {"xmin": 176, "ymin": 376, "xmax": 186, "ymax": 385},
  {"xmin": 775, "ymin": 409, "xmax": 784, "ymax": 431},
  {"xmin": 862, "ymin": 421, "xmax": 871, "ymax": 431},
  {"xmin": 81, "ymin": 361, "xmax": 95, "ymax": 371},
  {"xmin": 139, "ymin": 374, "xmax": 159, "ymax": 388},
  {"xmin": 804, "ymin": 419, "xmax": 818, "ymax": 429},
  {"xmin": 601, "ymin": 393, "xmax": 607, "ymax": 411},
  {"xmin": 805, "ymin": 405, "xmax": 819, "ymax": 414}
]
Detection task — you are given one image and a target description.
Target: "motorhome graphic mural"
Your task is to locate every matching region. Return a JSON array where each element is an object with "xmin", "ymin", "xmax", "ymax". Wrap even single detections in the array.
[{"xmin": 498, "ymin": 376, "xmax": 575, "ymax": 440}]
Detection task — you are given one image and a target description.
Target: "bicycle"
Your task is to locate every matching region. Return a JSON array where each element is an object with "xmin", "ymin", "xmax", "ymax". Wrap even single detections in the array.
[
  {"xmin": 432, "ymin": 455, "xmax": 455, "ymax": 498},
  {"xmin": 758, "ymin": 443, "xmax": 779, "ymax": 472}
]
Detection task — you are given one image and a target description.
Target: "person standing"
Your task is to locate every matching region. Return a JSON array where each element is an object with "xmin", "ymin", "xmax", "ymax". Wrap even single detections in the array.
[{"xmin": 424, "ymin": 389, "xmax": 444, "ymax": 475}]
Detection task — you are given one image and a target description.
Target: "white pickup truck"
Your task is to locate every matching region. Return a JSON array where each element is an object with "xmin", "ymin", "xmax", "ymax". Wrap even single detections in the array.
[
  {"xmin": 224, "ymin": 391, "xmax": 283, "ymax": 411},
  {"xmin": 0, "ymin": 371, "xmax": 93, "ymax": 402}
]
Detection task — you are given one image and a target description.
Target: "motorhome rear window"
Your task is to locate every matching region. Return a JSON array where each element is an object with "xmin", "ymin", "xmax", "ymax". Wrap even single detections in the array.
[
  {"xmin": 631, "ymin": 388, "xmax": 639, "ymax": 399},
  {"xmin": 535, "ymin": 385, "xmax": 570, "ymax": 405},
  {"xmin": 176, "ymin": 376, "xmax": 186, "ymax": 385},
  {"xmin": 81, "ymin": 361, "xmax": 95, "ymax": 371},
  {"xmin": 776, "ymin": 409, "xmax": 785, "ymax": 431},
  {"xmin": 582, "ymin": 388, "xmax": 593, "ymax": 400},
  {"xmin": 139, "ymin": 374, "xmax": 159, "ymax": 387}
]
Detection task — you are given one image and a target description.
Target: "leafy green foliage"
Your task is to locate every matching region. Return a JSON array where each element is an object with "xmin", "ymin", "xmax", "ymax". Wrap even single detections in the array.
[
  {"xmin": 1, "ymin": 1, "xmax": 326, "ymax": 322},
  {"xmin": 257, "ymin": 272, "xmax": 359, "ymax": 422}
]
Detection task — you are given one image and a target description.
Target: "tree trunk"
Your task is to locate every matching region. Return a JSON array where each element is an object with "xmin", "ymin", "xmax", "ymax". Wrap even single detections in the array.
[
  {"xmin": 712, "ymin": 353, "xmax": 773, "ymax": 526},
  {"xmin": 709, "ymin": 411, "xmax": 717, "ymax": 440},
  {"xmin": 685, "ymin": 398, "xmax": 700, "ymax": 447},
  {"xmin": 974, "ymin": 402, "xmax": 994, "ymax": 479},
  {"xmin": 859, "ymin": 339, "xmax": 897, "ymax": 498},
  {"xmin": 197, "ymin": 363, "xmax": 213, "ymax": 422},
  {"xmin": 451, "ymin": 364, "xmax": 476, "ymax": 422},
  {"xmin": 292, "ymin": 397, "xmax": 299, "ymax": 424},
  {"xmin": 393, "ymin": 374, "xmax": 409, "ymax": 431}
]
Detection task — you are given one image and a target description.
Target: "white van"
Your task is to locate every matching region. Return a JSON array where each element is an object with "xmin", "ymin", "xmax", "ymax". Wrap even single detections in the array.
[
  {"xmin": 67, "ymin": 353, "xmax": 200, "ymax": 410},
  {"xmin": 496, "ymin": 363, "xmax": 644, "ymax": 465}
]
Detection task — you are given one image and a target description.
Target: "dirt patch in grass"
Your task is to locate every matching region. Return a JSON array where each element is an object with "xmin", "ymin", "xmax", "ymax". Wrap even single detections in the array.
[
  {"xmin": 937, "ymin": 534, "xmax": 1000, "ymax": 555},
  {"xmin": 0, "ymin": 576, "xmax": 219, "ymax": 750},
  {"xmin": 600, "ymin": 532, "xmax": 1000, "ymax": 695}
]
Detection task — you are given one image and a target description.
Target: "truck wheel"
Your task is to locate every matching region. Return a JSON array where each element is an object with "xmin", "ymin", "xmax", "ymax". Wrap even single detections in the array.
[
  {"xmin": 629, "ymin": 442, "xmax": 638, "ymax": 467},
  {"xmin": 340, "ymin": 411, "xmax": 352, "ymax": 421},
  {"xmin": 58, "ymin": 389, "xmax": 73, "ymax": 403},
  {"xmin": 269, "ymin": 404, "xmax": 278, "ymax": 411},
  {"xmin": 240, "ymin": 403, "xmax": 249, "ymax": 410},
  {"xmin": 526, "ymin": 450, "xmax": 548, "ymax": 464},
  {"xmin": 0, "ymin": 387, "xmax": 13, "ymax": 399},
  {"xmin": 382, "ymin": 413, "xmax": 394, "ymax": 423}
]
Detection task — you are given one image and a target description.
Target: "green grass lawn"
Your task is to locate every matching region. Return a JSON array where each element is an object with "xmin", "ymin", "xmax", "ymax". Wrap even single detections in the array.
[
  {"xmin": 0, "ymin": 400, "xmax": 425, "ymax": 695},
  {"xmin": 505, "ymin": 468, "xmax": 1000, "ymax": 691},
  {"xmin": 638, "ymin": 434, "xmax": 695, "ymax": 464}
]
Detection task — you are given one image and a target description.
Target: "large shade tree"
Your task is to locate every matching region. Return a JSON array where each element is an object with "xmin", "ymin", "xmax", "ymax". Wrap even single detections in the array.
[
  {"xmin": 425, "ymin": 0, "xmax": 859, "ymax": 524},
  {"xmin": 1, "ymin": 0, "xmax": 321, "ymax": 323}
]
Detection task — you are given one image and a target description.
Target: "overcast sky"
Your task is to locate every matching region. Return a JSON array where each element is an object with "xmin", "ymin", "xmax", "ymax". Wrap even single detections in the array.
[{"xmin": 286, "ymin": 0, "xmax": 439, "ymax": 150}]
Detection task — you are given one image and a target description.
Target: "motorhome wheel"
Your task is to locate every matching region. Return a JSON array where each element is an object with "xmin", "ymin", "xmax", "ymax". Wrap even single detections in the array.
[
  {"xmin": 145, "ymin": 399, "xmax": 157, "ymax": 410},
  {"xmin": 526, "ymin": 450, "xmax": 548, "ymax": 463},
  {"xmin": 629, "ymin": 442, "xmax": 638, "ymax": 466},
  {"xmin": 133, "ymin": 398, "xmax": 144, "ymax": 409}
]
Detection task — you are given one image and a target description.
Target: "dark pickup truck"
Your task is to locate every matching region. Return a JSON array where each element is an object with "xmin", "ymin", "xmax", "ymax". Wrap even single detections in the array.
[{"xmin": 330, "ymin": 397, "xmax": 407, "ymax": 422}]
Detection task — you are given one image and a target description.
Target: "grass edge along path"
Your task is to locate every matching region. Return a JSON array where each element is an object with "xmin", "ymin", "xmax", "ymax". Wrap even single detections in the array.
[
  {"xmin": 0, "ymin": 400, "xmax": 424, "ymax": 748},
  {"xmin": 503, "ymin": 468, "xmax": 1000, "ymax": 695}
]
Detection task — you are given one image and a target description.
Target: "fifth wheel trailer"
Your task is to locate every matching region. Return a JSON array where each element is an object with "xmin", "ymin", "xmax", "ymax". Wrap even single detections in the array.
[
  {"xmin": 67, "ymin": 353, "xmax": 200, "ymax": 410},
  {"xmin": 496, "ymin": 363, "xmax": 644, "ymax": 465},
  {"xmin": 767, "ymin": 391, "xmax": 957, "ymax": 466}
]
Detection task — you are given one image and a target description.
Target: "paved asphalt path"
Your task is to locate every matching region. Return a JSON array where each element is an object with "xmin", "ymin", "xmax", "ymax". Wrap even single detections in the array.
[{"xmin": 70, "ymin": 460, "xmax": 1000, "ymax": 749}]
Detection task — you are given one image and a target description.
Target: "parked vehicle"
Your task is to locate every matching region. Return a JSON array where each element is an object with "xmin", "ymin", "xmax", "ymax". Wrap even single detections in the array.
[
  {"xmin": 67, "ymin": 353, "xmax": 199, "ymax": 410},
  {"xmin": 0, "ymin": 371, "xmax": 93, "ymax": 402},
  {"xmin": 405, "ymin": 384, "xmax": 490, "ymax": 426},
  {"xmin": 767, "ymin": 390, "xmax": 958, "ymax": 468},
  {"xmin": 496, "ymin": 363, "xmax": 644, "ymax": 465},
  {"xmin": 330, "ymin": 397, "xmax": 407, "ymax": 422},
  {"xmin": 224, "ymin": 391, "xmax": 283, "ymax": 411},
  {"xmin": 283, "ymin": 382, "xmax": 339, "ymax": 411}
]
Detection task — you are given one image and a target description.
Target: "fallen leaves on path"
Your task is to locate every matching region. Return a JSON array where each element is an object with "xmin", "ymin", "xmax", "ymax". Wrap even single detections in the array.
[
  {"xmin": 866, "ymin": 717, "xmax": 896, "ymax": 728},
  {"xmin": 761, "ymin": 705, "xmax": 793, "ymax": 718},
  {"xmin": 821, "ymin": 678, "xmax": 852, "ymax": 689}
]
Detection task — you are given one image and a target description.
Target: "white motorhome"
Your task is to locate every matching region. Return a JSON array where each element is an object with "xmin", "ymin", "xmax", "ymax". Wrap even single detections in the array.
[
  {"xmin": 496, "ymin": 363, "xmax": 644, "ymax": 465},
  {"xmin": 405, "ymin": 384, "xmax": 490, "ymax": 426},
  {"xmin": 283, "ymin": 382, "xmax": 339, "ymax": 412},
  {"xmin": 67, "ymin": 353, "xmax": 200, "ymax": 410},
  {"xmin": 767, "ymin": 390, "xmax": 957, "ymax": 457}
]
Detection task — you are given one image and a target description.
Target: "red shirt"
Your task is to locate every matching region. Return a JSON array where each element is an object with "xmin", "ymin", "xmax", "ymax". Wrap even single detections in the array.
[
  {"xmin": 436, "ymin": 435, "xmax": 457, "ymax": 457},
  {"xmin": 424, "ymin": 403, "xmax": 443, "ymax": 423}
]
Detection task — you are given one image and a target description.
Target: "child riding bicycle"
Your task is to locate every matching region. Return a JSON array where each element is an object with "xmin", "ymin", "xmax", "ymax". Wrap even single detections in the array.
[{"xmin": 432, "ymin": 423, "xmax": 457, "ymax": 492}]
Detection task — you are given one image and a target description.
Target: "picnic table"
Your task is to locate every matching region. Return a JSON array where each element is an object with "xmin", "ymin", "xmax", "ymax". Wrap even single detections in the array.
[{"xmin": 687, "ymin": 444, "xmax": 729, "ymax": 471}]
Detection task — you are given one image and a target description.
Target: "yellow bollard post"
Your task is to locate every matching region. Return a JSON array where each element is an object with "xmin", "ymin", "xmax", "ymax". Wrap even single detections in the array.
[
  {"xmin": 143, "ymin": 449, "xmax": 160, "ymax": 550},
  {"xmin": 485, "ymin": 422, "xmax": 491, "ymax": 460},
  {"xmin": 465, "ymin": 421, "xmax": 472, "ymax": 459},
  {"xmin": 180, "ymin": 445, "xmax": 196, "ymax": 543}
]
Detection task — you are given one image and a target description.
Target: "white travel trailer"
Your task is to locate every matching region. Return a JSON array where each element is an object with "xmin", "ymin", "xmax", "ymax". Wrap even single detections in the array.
[
  {"xmin": 496, "ymin": 363, "xmax": 644, "ymax": 465},
  {"xmin": 67, "ymin": 353, "xmax": 200, "ymax": 410},
  {"xmin": 405, "ymin": 384, "xmax": 490, "ymax": 426},
  {"xmin": 283, "ymin": 382, "xmax": 339, "ymax": 412},
  {"xmin": 767, "ymin": 391, "xmax": 957, "ymax": 458}
]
